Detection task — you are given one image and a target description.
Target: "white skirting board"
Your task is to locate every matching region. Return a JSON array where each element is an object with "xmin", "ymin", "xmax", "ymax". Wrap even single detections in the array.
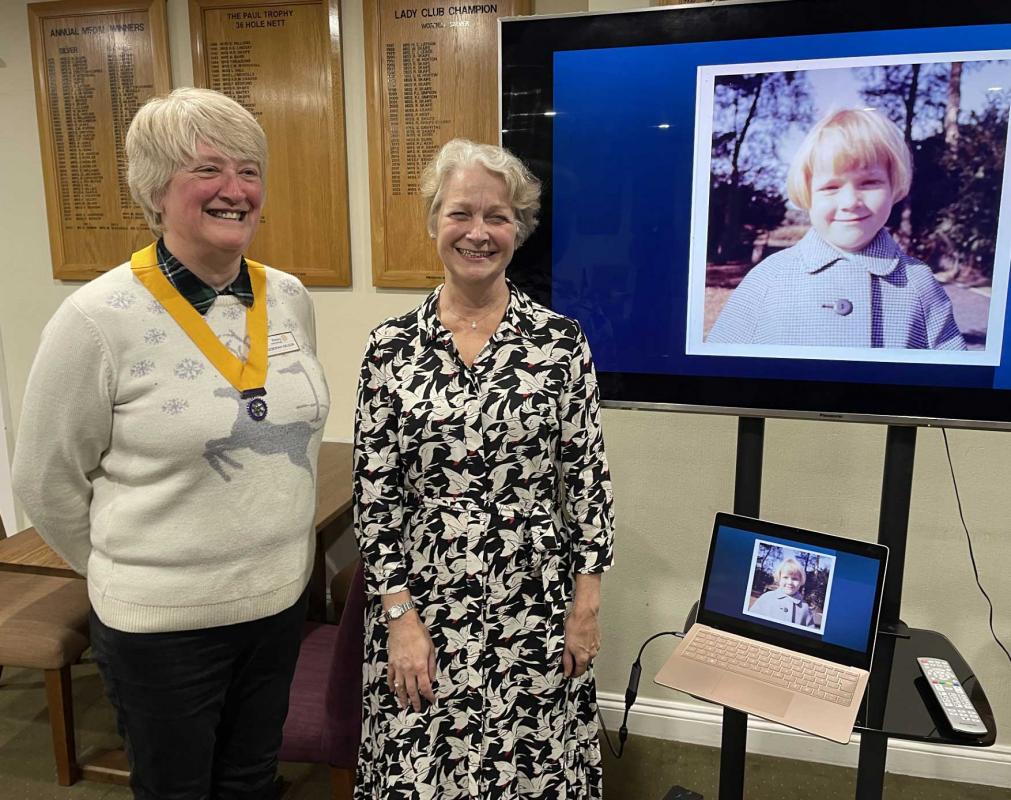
[{"xmin": 597, "ymin": 692, "xmax": 1010, "ymax": 789}]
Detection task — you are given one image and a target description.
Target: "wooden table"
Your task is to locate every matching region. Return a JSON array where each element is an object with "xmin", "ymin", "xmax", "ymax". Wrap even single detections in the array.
[
  {"xmin": 0, "ymin": 524, "xmax": 70, "ymax": 576},
  {"xmin": 0, "ymin": 441, "xmax": 353, "ymax": 785}
]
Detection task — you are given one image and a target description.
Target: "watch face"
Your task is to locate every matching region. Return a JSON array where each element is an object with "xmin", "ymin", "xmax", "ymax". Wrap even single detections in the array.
[{"xmin": 386, "ymin": 602, "xmax": 412, "ymax": 621}]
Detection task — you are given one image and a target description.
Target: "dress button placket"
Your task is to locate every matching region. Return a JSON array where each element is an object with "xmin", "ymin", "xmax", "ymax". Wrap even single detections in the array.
[{"xmin": 473, "ymin": 371, "xmax": 494, "ymax": 797}]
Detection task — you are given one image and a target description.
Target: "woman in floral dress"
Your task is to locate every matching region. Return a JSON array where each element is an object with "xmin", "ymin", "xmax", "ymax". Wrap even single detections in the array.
[{"xmin": 353, "ymin": 138, "xmax": 615, "ymax": 799}]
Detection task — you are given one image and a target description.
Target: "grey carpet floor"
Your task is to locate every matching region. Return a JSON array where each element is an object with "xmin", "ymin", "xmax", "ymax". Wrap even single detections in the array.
[{"xmin": 0, "ymin": 664, "xmax": 1002, "ymax": 799}]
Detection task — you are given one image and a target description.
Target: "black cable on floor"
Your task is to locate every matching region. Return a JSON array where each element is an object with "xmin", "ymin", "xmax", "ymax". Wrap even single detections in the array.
[
  {"xmin": 598, "ymin": 630, "xmax": 685, "ymax": 759},
  {"xmin": 941, "ymin": 428, "xmax": 1011, "ymax": 666}
]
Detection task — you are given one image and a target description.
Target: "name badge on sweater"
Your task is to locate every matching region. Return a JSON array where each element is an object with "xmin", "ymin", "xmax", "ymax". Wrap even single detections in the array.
[{"xmin": 268, "ymin": 331, "xmax": 300, "ymax": 357}]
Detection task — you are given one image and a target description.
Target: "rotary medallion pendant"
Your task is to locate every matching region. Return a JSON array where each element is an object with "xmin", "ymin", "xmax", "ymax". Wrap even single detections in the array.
[
  {"xmin": 241, "ymin": 388, "xmax": 268, "ymax": 422},
  {"xmin": 246, "ymin": 397, "xmax": 268, "ymax": 421}
]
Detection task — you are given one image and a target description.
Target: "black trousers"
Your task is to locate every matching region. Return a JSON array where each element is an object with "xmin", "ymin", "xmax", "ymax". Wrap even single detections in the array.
[{"xmin": 90, "ymin": 589, "xmax": 308, "ymax": 800}]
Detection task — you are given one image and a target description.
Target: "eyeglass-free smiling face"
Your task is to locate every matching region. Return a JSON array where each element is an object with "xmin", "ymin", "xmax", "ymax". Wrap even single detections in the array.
[
  {"xmin": 778, "ymin": 571, "xmax": 803, "ymax": 596},
  {"xmin": 436, "ymin": 165, "xmax": 517, "ymax": 289},
  {"xmin": 808, "ymin": 159, "xmax": 896, "ymax": 254},
  {"xmin": 159, "ymin": 142, "xmax": 264, "ymax": 273}
]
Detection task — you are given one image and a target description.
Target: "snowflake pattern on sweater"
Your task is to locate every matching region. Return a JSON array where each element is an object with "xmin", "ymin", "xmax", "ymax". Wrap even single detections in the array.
[{"xmin": 13, "ymin": 261, "xmax": 330, "ymax": 633}]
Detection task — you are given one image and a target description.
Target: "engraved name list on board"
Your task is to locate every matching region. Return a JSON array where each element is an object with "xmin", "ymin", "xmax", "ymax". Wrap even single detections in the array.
[
  {"xmin": 366, "ymin": 2, "xmax": 531, "ymax": 289},
  {"xmin": 28, "ymin": 0, "xmax": 171, "ymax": 280},
  {"xmin": 191, "ymin": 0, "xmax": 351, "ymax": 286}
]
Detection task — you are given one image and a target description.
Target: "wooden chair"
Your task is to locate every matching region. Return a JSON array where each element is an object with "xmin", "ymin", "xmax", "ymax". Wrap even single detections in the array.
[
  {"xmin": 0, "ymin": 514, "xmax": 92, "ymax": 785},
  {"xmin": 280, "ymin": 559, "xmax": 365, "ymax": 800}
]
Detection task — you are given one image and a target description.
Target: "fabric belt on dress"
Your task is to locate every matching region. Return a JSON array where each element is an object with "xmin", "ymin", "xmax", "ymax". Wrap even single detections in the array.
[
  {"xmin": 403, "ymin": 493, "xmax": 559, "ymax": 558},
  {"xmin": 402, "ymin": 492, "xmax": 568, "ymax": 627}
]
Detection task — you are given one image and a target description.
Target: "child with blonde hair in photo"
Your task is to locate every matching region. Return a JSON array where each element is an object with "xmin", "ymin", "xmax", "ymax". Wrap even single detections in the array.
[
  {"xmin": 708, "ymin": 108, "xmax": 966, "ymax": 349},
  {"xmin": 749, "ymin": 557, "xmax": 816, "ymax": 627}
]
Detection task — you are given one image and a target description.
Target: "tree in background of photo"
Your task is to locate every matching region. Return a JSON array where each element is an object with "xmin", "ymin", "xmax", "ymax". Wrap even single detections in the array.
[
  {"xmin": 708, "ymin": 72, "xmax": 815, "ymax": 264},
  {"xmin": 802, "ymin": 555, "xmax": 831, "ymax": 615},
  {"xmin": 855, "ymin": 61, "xmax": 1007, "ymax": 285},
  {"xmin": 750, "ymin": 543, "xmax": 785, "ymax": 595}
]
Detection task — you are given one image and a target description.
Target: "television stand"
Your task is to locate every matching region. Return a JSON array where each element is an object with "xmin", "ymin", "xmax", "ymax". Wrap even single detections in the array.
[{"xmin": 670, "ymin": 418, "xmax": 996, "ymax": 800}]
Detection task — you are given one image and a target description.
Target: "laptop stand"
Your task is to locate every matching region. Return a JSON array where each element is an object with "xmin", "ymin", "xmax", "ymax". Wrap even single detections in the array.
[{"xmin": 667, "ymin": 419, "xmax": 996, "ymax": 800}]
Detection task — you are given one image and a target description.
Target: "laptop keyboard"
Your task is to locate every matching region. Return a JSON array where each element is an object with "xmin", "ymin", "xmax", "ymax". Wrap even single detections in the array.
[{"xmin": 684, "ymin": 628, "xmax": 859, "ymax": 706}]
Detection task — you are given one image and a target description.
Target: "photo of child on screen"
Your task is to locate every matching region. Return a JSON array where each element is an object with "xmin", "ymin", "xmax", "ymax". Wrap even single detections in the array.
[
  {"xmin": 706, "ymin": 108, "xmax": 966, "ymax": 350},
  {"xmin": 748, "ymin": 557, "xmax": 817, "ymax": 628}
]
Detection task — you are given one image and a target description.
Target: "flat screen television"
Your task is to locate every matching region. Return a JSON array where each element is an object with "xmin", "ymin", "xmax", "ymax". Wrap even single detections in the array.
[{"xmin": 499, "ymin": 0, "xmax": 1011, "ymax": 429}]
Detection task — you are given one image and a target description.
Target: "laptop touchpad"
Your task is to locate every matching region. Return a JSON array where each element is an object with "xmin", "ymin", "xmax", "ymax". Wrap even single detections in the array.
[{"xmin": 717, "ymin": 675, "xmax": 792, "ymax": 717}]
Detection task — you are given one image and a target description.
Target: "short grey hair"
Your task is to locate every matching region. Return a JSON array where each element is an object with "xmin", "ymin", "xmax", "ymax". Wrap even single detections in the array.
[
  {"xmin": 421, "ymin": 138, "xmax": 541, "ymax": 247},
  {"xmin": 126, "ymin": 87, "xmax": 268, "ymax": 235}
]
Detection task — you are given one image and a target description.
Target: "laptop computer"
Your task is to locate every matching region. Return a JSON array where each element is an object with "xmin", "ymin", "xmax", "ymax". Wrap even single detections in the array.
[{"xmin": 655, "ymin": 512, "xmax": 888, "ymax": 744}]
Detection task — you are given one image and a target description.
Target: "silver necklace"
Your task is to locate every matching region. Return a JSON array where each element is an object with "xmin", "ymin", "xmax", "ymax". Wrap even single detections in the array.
[{"xmin": 441, "ymin": 295, "xmax": 507, "ymax": 331}]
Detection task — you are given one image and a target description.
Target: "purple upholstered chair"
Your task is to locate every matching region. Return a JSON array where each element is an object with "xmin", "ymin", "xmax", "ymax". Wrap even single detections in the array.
[{"xmin": 280, "ymin": 560, "xmax": 365, "ymax": 800}]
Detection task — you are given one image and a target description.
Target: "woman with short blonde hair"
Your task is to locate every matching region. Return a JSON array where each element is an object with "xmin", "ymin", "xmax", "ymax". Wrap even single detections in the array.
[
  {"xmin": 354, "ymin": 138, "xmax": 614, "ymax": 797},
  {"xmin": 127, "ymin": 86, "xmax": 268, "ymax": 235},
  {"xmin": 14, "ymin": 87, "xmax": 327, "ymax": 799}
]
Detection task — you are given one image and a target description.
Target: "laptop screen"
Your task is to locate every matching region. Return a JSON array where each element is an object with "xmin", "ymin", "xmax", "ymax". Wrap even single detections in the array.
[{"xmin": 697, "ymin": 514, "xmax": 888, "ymax": 669}]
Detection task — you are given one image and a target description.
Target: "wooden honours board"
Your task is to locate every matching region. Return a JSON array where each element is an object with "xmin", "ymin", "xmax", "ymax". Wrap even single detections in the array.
[
  {"xmin": 28, "ymin": 0, "xmax": 171, "ymax": 280},
  {"xmin": 365, "ymin": 1, "xmax": 531, "ymax": 289},
  {"xmin": 190, "ymin": 0, "xmax": 351, "ymax": 286}
]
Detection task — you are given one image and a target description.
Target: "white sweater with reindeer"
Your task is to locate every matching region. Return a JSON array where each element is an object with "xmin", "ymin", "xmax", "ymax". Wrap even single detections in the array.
[{"xmin": 12, "ymin": 262, "xmax": 329, "ymax": 633}]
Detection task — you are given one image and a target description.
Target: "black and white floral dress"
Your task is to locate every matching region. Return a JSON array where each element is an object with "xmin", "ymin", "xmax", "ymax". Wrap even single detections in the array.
[{"xmin": 353, "ymin": 283, "xmax": 615, "ymax": 799}]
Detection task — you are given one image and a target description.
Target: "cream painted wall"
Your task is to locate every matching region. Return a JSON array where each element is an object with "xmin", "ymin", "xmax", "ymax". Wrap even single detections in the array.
[
  {"xmin": 534, "ymin": 0, "xmax": 591, "ymax": 14},
  {"xmin": 1, "ymin": 0, "xmax": 1008, "ymax": 752}
]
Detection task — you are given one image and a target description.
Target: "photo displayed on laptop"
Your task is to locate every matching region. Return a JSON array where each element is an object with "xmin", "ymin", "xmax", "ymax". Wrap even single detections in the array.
[
  {"xmin": 702, "ymin": 521, "xmax": 883, "ymax": 657},
  {"xmin": 742, "ymin": 541, "xmax": 836, "ymax": 634}
]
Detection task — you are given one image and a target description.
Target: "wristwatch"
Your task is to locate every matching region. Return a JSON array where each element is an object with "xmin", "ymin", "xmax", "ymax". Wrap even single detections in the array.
[{"xmin": 381, "ymin": 599, "xmax": 417, "ymax": 623}]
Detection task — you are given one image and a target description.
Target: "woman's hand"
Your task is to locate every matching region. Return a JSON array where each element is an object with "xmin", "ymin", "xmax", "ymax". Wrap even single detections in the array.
[
  {"xmin": 563, "ymin": 572, "xmax": 602, "ymax": 678},
  {"xmin": 385, "ymin": 601, "xmax": 437, "ymax": 712}
]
